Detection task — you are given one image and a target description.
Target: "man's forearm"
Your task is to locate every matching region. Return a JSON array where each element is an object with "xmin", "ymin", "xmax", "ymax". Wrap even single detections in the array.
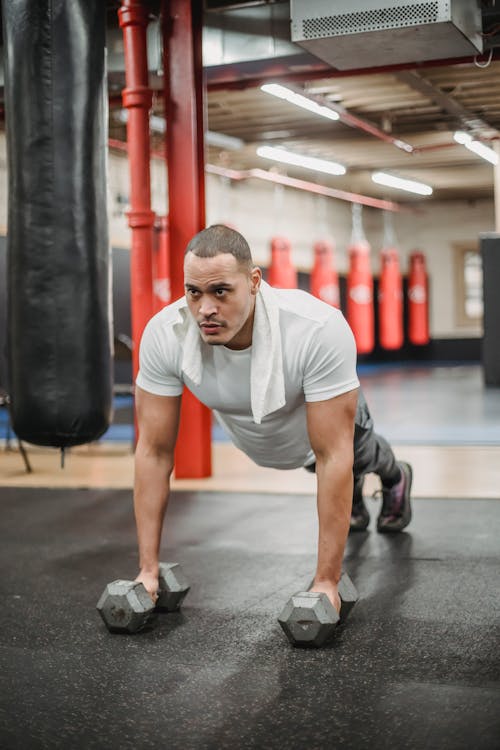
[
  {"xmin": 134, "ymin": 447, "xmax": 174, "ymax": 573},
  {"xmin": 314, "ymin": 457, "xmax": 353, "ymax": 584}
]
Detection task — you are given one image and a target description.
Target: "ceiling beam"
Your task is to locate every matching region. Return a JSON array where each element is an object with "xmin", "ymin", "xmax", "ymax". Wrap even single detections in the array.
[{"xmin": 395, "ymin": 69, "xmax": 496, "ymax": 135}]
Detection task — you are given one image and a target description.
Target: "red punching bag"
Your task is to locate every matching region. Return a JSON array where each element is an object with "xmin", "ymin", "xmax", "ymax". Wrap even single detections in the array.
[
  {"xmin": 378, "ymin": 247, "xmax": 403, "ymax": 349},
  {"xmin": 268, "ymin": 237, "xmax": 297, "ymax": 289},
  {"xmin": 346, "ymin": 205, "xmax": 374, "ymax": 354},
  {"xmin": 347, "ymin": 241, "xmax": 374, "ymax": 354},
  {"xmin": 408, "ymin": 251, "xmax": 430, "ymax": 345},
  {"xmin": 152, "ymin": 215, "xmax": 171, "ymax": 313},
  {"xmin": 310, "ymin": 240, "xmax": 340, "ymax": 307}
]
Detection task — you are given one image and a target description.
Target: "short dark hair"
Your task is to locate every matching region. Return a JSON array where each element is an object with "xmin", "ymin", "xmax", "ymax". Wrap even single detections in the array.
[{"xmin": 185, "ymin": 224, "xmax": 253, "ymax": 272}]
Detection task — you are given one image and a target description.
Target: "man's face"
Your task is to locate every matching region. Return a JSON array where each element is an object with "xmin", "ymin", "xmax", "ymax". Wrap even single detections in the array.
[{"xmin": 184, "ymin": 252, "xmax": 261, "ymax": 350}]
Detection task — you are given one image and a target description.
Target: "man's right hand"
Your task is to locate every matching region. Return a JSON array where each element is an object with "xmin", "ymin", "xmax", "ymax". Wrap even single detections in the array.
[
  {"xmin": 310, "ymin": 579, "xmax": 341, "ymax": 614},
  {"xmin": 135, "ymin": 570, "xmax": 159, "ymax": 604}
]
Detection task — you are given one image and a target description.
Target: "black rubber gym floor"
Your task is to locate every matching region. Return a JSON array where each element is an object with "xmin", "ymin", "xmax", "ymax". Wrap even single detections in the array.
[{"xmin": 1, "ymin": 487, "xmax": 499, "ymax": 750}]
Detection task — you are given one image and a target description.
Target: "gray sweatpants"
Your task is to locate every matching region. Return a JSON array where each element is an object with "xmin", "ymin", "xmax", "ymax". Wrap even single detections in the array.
[
  {"xmin": 353, "ymin": 389, "xmax": 400, "ymax": 485},
  {"xmin": 305, "ymin": 389, "xmax": 400, "ymax": 486}
]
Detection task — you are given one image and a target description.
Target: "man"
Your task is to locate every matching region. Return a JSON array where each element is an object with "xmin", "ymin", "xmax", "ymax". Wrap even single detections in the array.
[{"xmin": 134, "ymin": 225, "xmax": 412, "ymax": 613}]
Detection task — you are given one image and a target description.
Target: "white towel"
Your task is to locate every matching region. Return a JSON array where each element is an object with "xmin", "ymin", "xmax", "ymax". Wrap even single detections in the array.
[
  {"xmin": 175, "ymin": 280, "xmax": 285, "ymax": 424},
  {"xmin": 250, "ymin": 280, "xmax": 286, "ymax": 423}
]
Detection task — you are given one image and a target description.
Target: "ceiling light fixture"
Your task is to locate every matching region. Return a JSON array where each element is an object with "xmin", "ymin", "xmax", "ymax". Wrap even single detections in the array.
[
  {"xmin": 150, "ymin": 115, "xmax": 166, "ymax": 133},
  {"xmin": 115, "ymin": 110, "xmax": 243, "ymax": 150},
  {"xmin": 257, "ymin": 145, "xmax": 346, "ymax": 176},
  {"xmin": 261, "ymin": 83, "xmax": 340, "ymax": 122},
  {"xmin": 371, "ymin": 171, "xmax": 433, "ymax": 196},
  {"xmin": 205, "ymin": 130, "xmax": 244, "ymax": 151},
  {"xmin": 453, "ymin": 131, "xmax": 499, "ymax": 165}
]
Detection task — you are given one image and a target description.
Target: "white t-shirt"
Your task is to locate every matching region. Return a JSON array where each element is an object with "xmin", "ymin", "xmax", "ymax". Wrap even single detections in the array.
[{"xmin": 136, "ymin": 288, "xmax": 359, "ymax": 470}]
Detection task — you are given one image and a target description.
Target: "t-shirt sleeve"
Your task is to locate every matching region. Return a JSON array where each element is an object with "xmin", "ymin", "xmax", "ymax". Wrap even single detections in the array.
[
  {"xmin": 135, "ymin": 317, "xmax": 184, "ymax": 397},
  {"xmin": 303, "ymin": 312, "xmax": 360, "ymax": 402}
]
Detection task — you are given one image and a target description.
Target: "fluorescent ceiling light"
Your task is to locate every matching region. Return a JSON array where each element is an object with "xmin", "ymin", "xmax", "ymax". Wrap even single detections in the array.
[
  {"xmin": 205, "ymin": 130, "xmax": 244, "ymax": 150},
  {"xmin": 115, "ymin": 110, "xmax": 167, "ymax": 133},
  {"xmin": 261, "ymin": 83, "xmax": 340, "ymax": 122},
  {"xmin": 115, "ymin": 110, "xmax": 243, "ymax": 150},
  {"xmin": 150, "ymin": 115, "xmax": 166, "ymax": 133},
  {"xmin": 453, "ymin": 131, "xmax": 498, "ymax": 165},
  {"xmin": 114, "ymin": 109, "xmax": 128, "ymax": 124},
  {"xmin": 372, "ymin": 171, "xmax": 433, "ymax": 196},
  {"xmin": 257, "ymin": 146, "xmax": 346, "ymax": 176}
]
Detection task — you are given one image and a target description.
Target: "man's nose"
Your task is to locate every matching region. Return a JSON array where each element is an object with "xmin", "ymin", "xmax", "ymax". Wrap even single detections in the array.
[{"xmin": 199, "ymin": 296, "xmax": 217, "ymax": 317}]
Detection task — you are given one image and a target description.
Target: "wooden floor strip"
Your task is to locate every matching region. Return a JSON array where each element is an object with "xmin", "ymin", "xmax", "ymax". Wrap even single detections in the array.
[{"xmin": 1, "ymin": 441, "xmax": 499, "ymax": 499}]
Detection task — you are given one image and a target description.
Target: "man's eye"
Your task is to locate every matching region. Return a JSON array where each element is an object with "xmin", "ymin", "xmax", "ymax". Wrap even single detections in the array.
[
  {"xmin": 215, "ymin": 289, "xmax": 227, "ymax": 297},
  {"xmin": 188, "ymin": 290, "xmax": 200, "ymax": 298}
]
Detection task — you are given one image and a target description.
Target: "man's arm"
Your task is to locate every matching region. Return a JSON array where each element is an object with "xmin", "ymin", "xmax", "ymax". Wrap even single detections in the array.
[
  {"xmin": 306, "ymin": 388, "xmax": 358, "ymax": 613},
  {"xmin": 134, "ymin": 385, "xmax": 182, "ymax": 600}
]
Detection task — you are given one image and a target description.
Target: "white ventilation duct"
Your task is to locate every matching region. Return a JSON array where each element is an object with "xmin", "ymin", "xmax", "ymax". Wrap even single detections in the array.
[{"xmin": 290, "ymin": 0, "xmax": 483, "ymax": 69}]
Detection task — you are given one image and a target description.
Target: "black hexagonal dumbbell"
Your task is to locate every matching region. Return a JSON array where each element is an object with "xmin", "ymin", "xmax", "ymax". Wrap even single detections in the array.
[
  {"xmin": 96, "ymin": 562, "xmax": 190, "ymax": 634},
  {"xmin": 278, "ymin": 571, "xmax": 358, "ymax": 648}
]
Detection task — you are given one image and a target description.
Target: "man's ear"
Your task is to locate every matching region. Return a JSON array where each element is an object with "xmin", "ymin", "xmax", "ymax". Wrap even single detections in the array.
[{"xmin": 250, "ymin": 266, "xmax": 262, "ymax": 295}]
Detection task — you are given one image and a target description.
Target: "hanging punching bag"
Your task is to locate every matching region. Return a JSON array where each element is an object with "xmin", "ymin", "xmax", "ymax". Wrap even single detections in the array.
[
  {"xmin": 408, "ymin": 251, "xmax": 430, "ymax": 345},
  {"xmin": 268, "ymin": 237, "xmax": 297, "ymax": 289},
  {"xmin": 310, "ymin": 240, "xmax": 340, "ymax": 308},
  {"xmin": 347, "ymin": 241, "xmax": 374, "ymax": 354},
  {"xmin": 3, "ymin": 0, "xmax": 112, "ymax": 447},
  {"xmin": 378, "ymin": 247, "xmax": 403, "ymax": 350},
  {"xmin": 346, "ymin": 204, "xmax": 374, "ymax": 354}
]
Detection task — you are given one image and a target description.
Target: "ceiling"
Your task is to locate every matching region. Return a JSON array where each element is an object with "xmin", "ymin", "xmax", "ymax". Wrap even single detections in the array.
[
  {"xmin": 202, "ymin": 0, "xmax": 500, "ymax": 206},
  {"xmin": 203, "ymin": 61, "xmax": 500, "ymax": 203},
  {"xmin": 4, "ymin": 0, "xmax": 500, "ymax": 207}
]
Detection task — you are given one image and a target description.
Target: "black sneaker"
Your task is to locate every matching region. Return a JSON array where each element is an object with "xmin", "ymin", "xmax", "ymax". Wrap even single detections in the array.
[
  {"xmin": 377, "ymin": 461, "xmax": 413, "ymax": 533},
  {"xmin": 350, "ymin": 476, "xmax": 370, "ymax": 532}
]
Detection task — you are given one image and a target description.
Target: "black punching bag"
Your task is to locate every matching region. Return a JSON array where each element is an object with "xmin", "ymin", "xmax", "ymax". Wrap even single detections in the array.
[{"xmin": 2, "ymin": 0, "xmax": 113, "ymax": 447}]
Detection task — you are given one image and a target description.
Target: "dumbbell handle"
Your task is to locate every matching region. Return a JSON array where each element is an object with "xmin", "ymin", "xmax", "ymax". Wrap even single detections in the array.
[{"xmin": 134, "ymin": 561, "xmax": 190, "ymax": 610}]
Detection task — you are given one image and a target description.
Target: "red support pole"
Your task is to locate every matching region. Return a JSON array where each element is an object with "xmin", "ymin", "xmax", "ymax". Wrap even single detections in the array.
[
  {"xmin": 162, "ymin": 0, "xmax": 212, "ymax": 478},
  {"xmin": 153, "ymin": 215, "xmax": 171, "ymax": 313},
  {"xmin": 118, "ymin": 1, "xmax": 155, "ymax": 384}
]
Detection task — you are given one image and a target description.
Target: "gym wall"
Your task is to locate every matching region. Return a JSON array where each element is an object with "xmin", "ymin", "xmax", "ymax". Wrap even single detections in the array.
[{"xmin": 0, "ymin": 134, "xmax": 492, "ymax": 387}]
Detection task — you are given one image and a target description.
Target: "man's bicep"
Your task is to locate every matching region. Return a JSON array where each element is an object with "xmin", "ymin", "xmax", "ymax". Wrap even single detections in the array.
[
  {"xmin": 136, "ymin": 318, "xmax": 184, "ymax": 397},
  {"xmin": 135, "ymin": 386, "xmax": 182, "ymax": 455},
  {"xmin": 306, "ymin": 388, "xmax": 358, "ymax": 460}
]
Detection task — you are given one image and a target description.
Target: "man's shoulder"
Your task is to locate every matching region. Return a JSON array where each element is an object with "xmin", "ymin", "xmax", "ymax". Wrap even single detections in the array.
[
  {"xmin": 274, "ymin": 288, "xmax": 343, "ymax": 326},
  {"xmin": 140, "ymin": 297, "xmax": 189, "ymax": 358},
  {"xmin": 146, "ymin": 296, "xmax": 188, "ymax": 332}
]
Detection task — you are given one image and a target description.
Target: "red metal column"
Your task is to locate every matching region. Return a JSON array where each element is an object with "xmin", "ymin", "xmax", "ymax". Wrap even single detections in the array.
[
  {"xmin": 153, "ymin": 215, "xmax": 171, "ymax": 313},
  {"xmin": 162, "ymin": 0, "xmax": 212, "ymax": 478},
  {"xmin": 118, "ymin": 1, "xmax": 155, "ymax": 383}
]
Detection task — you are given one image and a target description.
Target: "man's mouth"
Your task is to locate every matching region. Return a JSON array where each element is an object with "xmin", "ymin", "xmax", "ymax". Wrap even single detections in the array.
[{"xmin": 200, "ymin": 322, "xmax": 223, "ymax": 334}]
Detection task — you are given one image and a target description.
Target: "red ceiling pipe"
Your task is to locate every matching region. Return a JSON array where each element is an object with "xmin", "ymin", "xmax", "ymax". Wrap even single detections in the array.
[
  {"xmin": 206, "ymin": 162, "xmax": 406, "ymax": 211},
  {"xmin": 110, "ymin": 144, "xmax": 408, "ymax": 212},
  {"xmin": 163, "ymin": 0, "xmax": 212, "ymax": 478},
  {"xmin": 205, "ymin": 53, "xmax": 499, "ymax": 92},
  {"xmin": 118, "ymin": 1, "xmax": 155, "ymax": 388}
]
